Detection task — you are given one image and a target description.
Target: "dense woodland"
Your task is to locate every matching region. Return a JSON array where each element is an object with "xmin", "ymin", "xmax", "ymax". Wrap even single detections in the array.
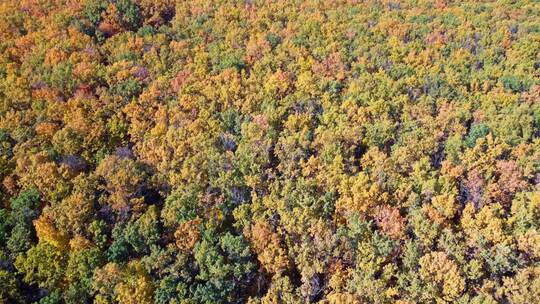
[{"xmin": 1, "ymin": 0, "xmax": 540, "ymax": 303}]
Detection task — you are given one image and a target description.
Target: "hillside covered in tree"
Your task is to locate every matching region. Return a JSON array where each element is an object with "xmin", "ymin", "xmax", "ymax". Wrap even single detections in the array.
[{"xmin": 1, "ymin": 0, "xmax": 540, "ymax": 303}]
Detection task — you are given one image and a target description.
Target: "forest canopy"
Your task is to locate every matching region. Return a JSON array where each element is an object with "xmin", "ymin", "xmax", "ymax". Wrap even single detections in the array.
[{"xmin": 1, "ymin": 0, "xmax": 540, "ymax": 303}]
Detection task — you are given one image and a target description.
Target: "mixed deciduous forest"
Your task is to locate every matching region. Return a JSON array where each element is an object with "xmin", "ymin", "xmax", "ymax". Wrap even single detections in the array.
[{"xmin": 1, "ymin": 0, "xmax": 540, "ymax": 303}]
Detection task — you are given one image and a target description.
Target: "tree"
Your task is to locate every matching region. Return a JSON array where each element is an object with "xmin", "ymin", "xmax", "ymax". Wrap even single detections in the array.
[
  {"xmin": 14, "ymin": 242, "xmax": 66, "ymax": 291},
  {"xmin": 5, "ymin": 189, "xmax": 41, "ymax": 255},
  {"xmin": 418, "ymin": 251, "xmax": 465, "ymax": 301}
]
